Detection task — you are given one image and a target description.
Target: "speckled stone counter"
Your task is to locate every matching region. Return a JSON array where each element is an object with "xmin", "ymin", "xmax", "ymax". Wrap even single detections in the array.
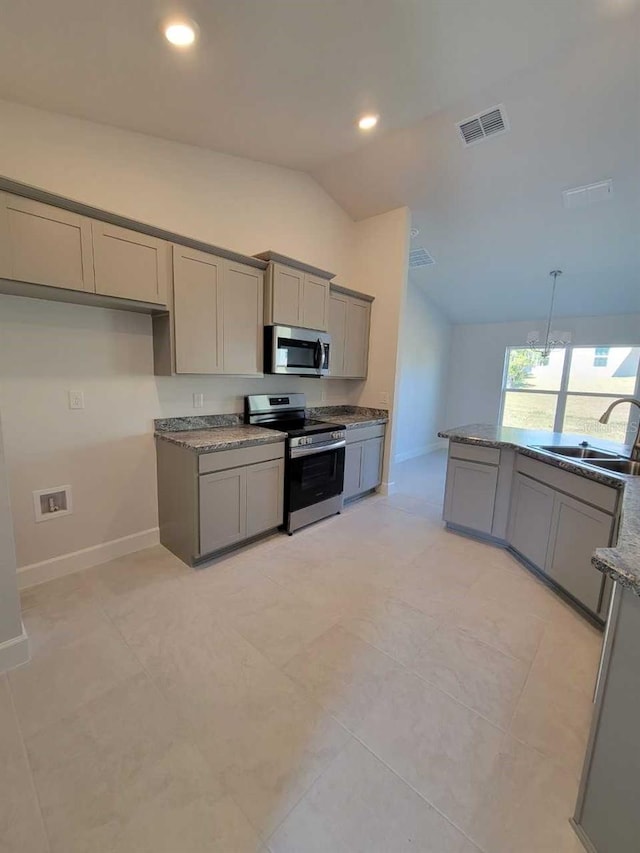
[
  {"xmin": 307, "ymin": 405, "xmax": 388, "ymax": 429},
  {"xmin": 154, "ymin": 425, "xmax": 286, "ymax": 453},
  {"xmin": 439, "ymin": 423, "xmax": 640, "ymax": 596}
]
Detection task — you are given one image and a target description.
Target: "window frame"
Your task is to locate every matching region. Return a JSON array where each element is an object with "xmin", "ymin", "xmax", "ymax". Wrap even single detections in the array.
[{"xmin": 499, "ymin": 344, "xmax": 640, "ymax": 443}]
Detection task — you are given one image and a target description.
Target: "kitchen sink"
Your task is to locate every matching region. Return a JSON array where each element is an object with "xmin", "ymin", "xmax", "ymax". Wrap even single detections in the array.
[
  {"xmin": 584, "ymin": 458, "xmax": 640, "ymax": 476},
  {"xmin": 534, "ymin": 445, "xmax": 622, "ymax": 460}
]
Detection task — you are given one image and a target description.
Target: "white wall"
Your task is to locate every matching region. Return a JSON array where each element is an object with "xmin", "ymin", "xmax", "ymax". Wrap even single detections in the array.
[
  {"xmin": 394, "ymin": 281, "xmax": 451, "ymax": 462},
  {"xmin": 445, "ymin": 313, "xmax": 640, "ymax": 427},
  {"xmin": 347, "ymin": 207, "xmax": 411, "ymax": 489},
  {"xmin": 0, "ymin": 101, "xmax": 363, "ymax": 576}
]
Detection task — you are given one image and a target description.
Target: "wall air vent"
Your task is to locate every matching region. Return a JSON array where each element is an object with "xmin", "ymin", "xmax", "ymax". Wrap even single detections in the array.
[
  {"xmin": 458, "ymin": 105, "xmax": 509, "ymax": 146},
  {"xmin": 409, "ymin": 248, "xmax": 436, "ymax": 268}
]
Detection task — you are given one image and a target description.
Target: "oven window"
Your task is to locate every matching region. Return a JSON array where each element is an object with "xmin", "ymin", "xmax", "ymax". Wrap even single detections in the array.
[{"xmin": 288, "ymin": 447, "xmax": 345, "ymax": 511}]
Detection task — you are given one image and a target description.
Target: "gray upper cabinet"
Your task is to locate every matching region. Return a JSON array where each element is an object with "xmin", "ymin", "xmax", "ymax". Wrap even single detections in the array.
[
  {"xmin": 444, "ymin": 458, "xmax": 498, "ymax": 535},
  {"xmin": 328, "ymin": 292, "xmax": 348, "ymax": 376},
  {"xmin": 264, "ymin": 262, "xmax": 330, "ymax": 331},
  {"xmin": 171, "ymin": 246, "xmax": 263, "ymax": 375},
  {"xmin": 92, "ymin": 222, "xmax": 169, "ymax": 305},
  {"xmin": 173, "ymin": 245, "xmax": 224, "ymax": 374},
  {"xmin": 0, "ymin": 192, "xmax": 95, "ymax": 292},
  {"xmin": 508, "ymin": 473, "xmax": 555, "ymax": 569},
  {"xmin": 345, "ymin": 297, "xmax": 371, "ymax": 378},
  {"xmin": 301, "ymin": 273, "xmax": 330, "ymax": 331},
  {"xmin": 221, "ymin": 261, "xmax": 264, "ymax": 375},
  {"xmin": 546, "ymin": 494, "xmax": 612, "ymax": 614},
  {"xmin": 328, "ymin": 287, "xmax": 372, "ymax": 379}
]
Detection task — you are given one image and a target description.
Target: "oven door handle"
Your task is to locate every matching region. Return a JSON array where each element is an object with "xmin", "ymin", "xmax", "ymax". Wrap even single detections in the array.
[{"xmin": 290, "ymin": 439, "xmax": 346, "ymax": 458}]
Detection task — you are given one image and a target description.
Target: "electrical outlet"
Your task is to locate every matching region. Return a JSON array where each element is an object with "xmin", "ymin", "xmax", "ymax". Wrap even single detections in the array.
[
  {"xmin": 193, "ymin": 393, "xmax": 204, "ymax": 409},
  {"xmin": 68, "ymin": 390, "xmax": 84, "ymax": 410},
  {"xmin": 380, "ymin": 391, "xmax": 390, "ymax": 407},
  {"xmin": 321, "ymin": 388, "xmax": 327, "ymax": 402}
]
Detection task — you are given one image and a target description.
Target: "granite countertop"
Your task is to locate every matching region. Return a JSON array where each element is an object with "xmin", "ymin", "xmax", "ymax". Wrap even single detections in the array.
[
  {"xmin": 439, "ymin": 423, "xmax": 640, "ymax": 596},
  {"xmin": 155, "ymin": 425, "xmax": 286, "ymax": 453},
  {"xmin": 307, "ymin": 405, "xmax": 388, "ymax": 429}
]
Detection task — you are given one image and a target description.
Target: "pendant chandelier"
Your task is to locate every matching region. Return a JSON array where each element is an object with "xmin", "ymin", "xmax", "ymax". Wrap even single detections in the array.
[{"xmin": 526, "ymin": 270, "xmax": 565, "ymax": 359}]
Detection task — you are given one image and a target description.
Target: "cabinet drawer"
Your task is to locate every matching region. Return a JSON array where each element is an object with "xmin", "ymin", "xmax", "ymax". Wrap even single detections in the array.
[
  {"xmin": 198, "ymin": 441, "xmax": 284, "ymax": 474},
  {"xmin": 449, "ymin": 442, "xmax": 500, "ymax": 466},
  {"xmin": 345, "ymin": 424, "xmax": 385, "ymax": 444},
  {"xmin": 516, "ymin": 454, "xmax": 619, "ymax": 514}
]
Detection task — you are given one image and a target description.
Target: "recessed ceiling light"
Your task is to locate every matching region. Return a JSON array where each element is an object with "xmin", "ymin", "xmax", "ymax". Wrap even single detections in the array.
[
  {"xmin": 164, "ymin": 20, "xmax": 197, "ymax": 47},
  {"xmin": 358, "ymin": 114, "xmax": 379, "ymax": 131}
]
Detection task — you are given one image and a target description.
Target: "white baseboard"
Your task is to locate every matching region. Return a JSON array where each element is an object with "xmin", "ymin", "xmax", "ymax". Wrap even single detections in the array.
[
  {"xmin": 0, "ymin": 623, "xmax": 29, "ymax": 672},
  {"xmin": 17, "ymin": 527, "xmax": 160, "ymax": 590},
  {"xmin": 379, "ymin": 480, "xmax": 397, "ymax": 496},
  {"xmin": 394, "ymin": 439, "xmax": 447, "ymax": 464}
]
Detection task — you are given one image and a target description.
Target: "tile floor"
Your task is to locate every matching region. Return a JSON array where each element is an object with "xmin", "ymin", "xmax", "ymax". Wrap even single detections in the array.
[{"xmin": 2, "ymin": 450, "xmax": 601, "ymax": 852}]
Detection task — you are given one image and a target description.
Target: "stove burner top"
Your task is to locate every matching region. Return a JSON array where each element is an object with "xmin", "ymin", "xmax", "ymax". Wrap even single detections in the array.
[{"xmin": 258, "ymin": 417, "xmax": 345, "ymax": 438}]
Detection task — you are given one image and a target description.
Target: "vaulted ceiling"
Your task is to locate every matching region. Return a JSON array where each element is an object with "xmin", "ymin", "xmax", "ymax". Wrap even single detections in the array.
[{"xmin": 0, "ymin": 0, "xmax": 638, "ymax": 323}]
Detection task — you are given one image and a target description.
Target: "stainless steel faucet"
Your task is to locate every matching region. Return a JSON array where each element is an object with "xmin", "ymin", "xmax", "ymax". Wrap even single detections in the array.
[{"xmin": 599, "ymin": 397, "xmax": 640, "ymax": 460}]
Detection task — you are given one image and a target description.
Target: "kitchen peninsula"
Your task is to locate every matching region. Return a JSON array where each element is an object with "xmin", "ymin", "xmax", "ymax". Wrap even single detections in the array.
[{"xmin": 440, "ymin": 423, "xmax": 640, "ymax": 852}]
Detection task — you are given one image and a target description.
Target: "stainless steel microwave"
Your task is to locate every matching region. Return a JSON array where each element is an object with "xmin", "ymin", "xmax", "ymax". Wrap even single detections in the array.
[{"xmin": 264, "ymin": 325, "xmax": 331, "ymax": 376}]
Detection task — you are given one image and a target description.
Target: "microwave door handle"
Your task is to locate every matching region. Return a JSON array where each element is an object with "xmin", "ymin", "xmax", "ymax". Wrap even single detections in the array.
[{"xmin": 314, "ymin": 338, "xmax": 322, "ymax": 371}]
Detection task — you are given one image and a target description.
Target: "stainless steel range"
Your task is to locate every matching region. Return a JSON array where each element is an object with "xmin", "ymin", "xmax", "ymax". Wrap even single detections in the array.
[{"xmin": 244, "ymin": 393, "xmax": 345, "ymax": 533}]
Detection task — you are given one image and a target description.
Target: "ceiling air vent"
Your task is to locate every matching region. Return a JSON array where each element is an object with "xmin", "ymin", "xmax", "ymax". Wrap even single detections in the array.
[
  {"xmin": 458, "ymin": 104, "xmax": 509, "ymax": 146},
  {"xmin": 409, "ymin": 248, "xmax": 436, "ymax": 268}
]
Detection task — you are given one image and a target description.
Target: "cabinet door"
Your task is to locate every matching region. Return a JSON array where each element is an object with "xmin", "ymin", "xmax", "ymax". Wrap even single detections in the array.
[
  {"xmin": 361, "ymin": 437, "xmax": 384, "ymax": 493},
  {"xmin": 0, "ymin": 193, "xmax": 95, "ymax": 292},
  {"xmin": 546, "ymin": 495, "xmax": 612, "ymax": 613},
  {"xmin": 344, "ymin": 297, "xmax": 371, "ymax": 378},
  {"xmin": 328, "ymin": 293, "xmax": 348, "ymax": 377},
  {"xmin": 579, "ymin": 589, "xmax": 640, "ymax": 853},
  {"xmin": 508, "ymin": 474, "xmax": 555, "ymax": 569},
  {"xmin": 344, "ymin": 441, "xmax": 364, "ymax": 500},
  {"xmin": 199, "ymin": 468, "xmax": 246, "ymax": 555},
  {"xmin": 173, "ymin": 246, "xmax": 223, "ymax": 374},
  {"xmin": 444, "ymin": 459, "xmax": 498, "ymax": 535},
  {"xmin": 302, "ymin": 274, "xmax": 330, "ymax": 331},
  {"xmin": 246, "ymin": 459, "xmax": 284, "ymax": 537},
  {"xmin": 222, "ymin": 261, "xmax": 263, "ymax": 375},
  {"xmin": 271, "ymin": 263, "xmax": 303, "ymax": 326},
  {"xmin": 93, "ymin": 223, "xmax": 168, "ymax": 304}
]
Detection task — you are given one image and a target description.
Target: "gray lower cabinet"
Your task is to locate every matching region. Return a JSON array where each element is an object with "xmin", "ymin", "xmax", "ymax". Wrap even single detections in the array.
[
  {"xmin": 343, "ymin": 424, "xmax": 385, "ymax": 501},
  {"xmin": 199, "ymin": 467, "xmax": 247, "ymax": 555},
  {"xmin": 444, "ymin": 458, "xmax": 498, "ymax": 535},
  {"xmin": 157, "ymin": 438, "xmax": 284, "ymax": 565},
  {"xmin": 508, "ymin": 473, "xmax": 555, "ymax": 569},
  {"xmin": 245, "ymin": 458, "xmax": 285, "ymax": 538},
  {"xmin": 573, "ymin": 585, "xmax": 640, "ymax": 852},
  {"xmin": 546, "ymin": 495, "xmax": 613, "ymax": 615}
]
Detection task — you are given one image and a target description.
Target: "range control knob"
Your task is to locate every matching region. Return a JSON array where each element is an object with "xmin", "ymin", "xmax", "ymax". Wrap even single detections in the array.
[{"xmin": 332, "ymin": 431, "xmax": 343, "ymax": 440}]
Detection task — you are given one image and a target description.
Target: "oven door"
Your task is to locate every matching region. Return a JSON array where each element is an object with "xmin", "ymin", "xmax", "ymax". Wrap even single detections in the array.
[
  {"xmin": 287, "ymin": 444, "xmax": 345, "ymax": 512},
  {"xmin": 266, "ymin": 326, "xmax": 331, "ymax": 376}
]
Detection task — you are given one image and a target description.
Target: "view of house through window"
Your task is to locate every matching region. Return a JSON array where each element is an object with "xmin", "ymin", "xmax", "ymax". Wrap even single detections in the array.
[{"xmin": 501, "ymin": 346, "xmax": 640, "ymax": 442}]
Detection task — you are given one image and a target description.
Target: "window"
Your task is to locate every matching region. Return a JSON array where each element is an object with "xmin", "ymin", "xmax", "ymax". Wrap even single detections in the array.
[
  {"xmin": 500, "ymin": 346, "xmax": 640, "ymax": 442},
  {"xmin": 593, "ymin": 346, "xmax": 609, "ymax": 368}
]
